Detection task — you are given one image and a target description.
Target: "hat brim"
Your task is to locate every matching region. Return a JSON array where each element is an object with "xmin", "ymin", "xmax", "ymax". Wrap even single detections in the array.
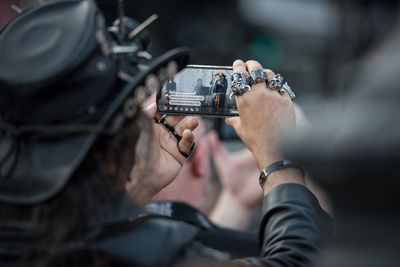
[{"xmin": 0, "ymin": 48, "xmax": 190, "ymax": 204}]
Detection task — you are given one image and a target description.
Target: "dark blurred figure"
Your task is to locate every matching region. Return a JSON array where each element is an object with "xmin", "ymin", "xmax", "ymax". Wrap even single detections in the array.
[
  {"xmin": 214, "ymin": 70, "xmax": 228, "ymax": 91},
  {"xmin": 194, "ymin": 79, "xmax": 210, "ymax": 96},
  {"xmin": 212, "ymin": 70, "xmax": 228, "ymax": 108},
  {"xmin": 286, "ymin": 9, "xmax": 400, "ymax": 266},
  {"xmin": 166, "ymin": 78, "xmax": 176, "ymax": 91}
]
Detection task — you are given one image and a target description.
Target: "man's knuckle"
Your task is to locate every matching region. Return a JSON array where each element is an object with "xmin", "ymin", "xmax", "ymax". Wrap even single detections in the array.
[{"xmin": 233, "ymin": 59, "xmax": 244, "ymax": 67}]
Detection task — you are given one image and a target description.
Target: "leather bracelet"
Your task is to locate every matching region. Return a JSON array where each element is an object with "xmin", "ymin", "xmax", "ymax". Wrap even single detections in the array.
[{"xmin": 259, "ymin": 160, "xmax": 305, "ymax": 189}]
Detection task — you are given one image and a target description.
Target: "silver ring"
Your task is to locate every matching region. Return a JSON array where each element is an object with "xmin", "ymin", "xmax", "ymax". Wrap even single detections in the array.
[
  {"xmin": 281, "ymin": 82, "xmax": 295, "ymax": 99},
  {"xmin": 230, "ymin": 72, "xmax": 251, "ymax": 99},
  {"xmin": 268, "ymin": 74, "xmax": 295, "ymax": 100},
  {"xmin": 268, "ymin": 74, "xmax": 284, "ymax": 90},
  {"xmin": 249, "ymin": 69, "xmax": 268, "ymax": 85}
]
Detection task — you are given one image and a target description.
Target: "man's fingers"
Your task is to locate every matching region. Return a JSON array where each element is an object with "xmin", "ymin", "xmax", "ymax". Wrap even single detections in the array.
[
  {"xmin": 245, "ymin": 60, "xmax": 268, "ymax": 91},
  {"xmin": 154, "ymin": 112, "xmax": 186, "ymax": 127},
  {"xmin": 263, "ymin": 68, "xmax": 292, "ymax": 101},
  {"xmin": 143, "ymin": 102, "xmax": 157, "ymax": 119},
  {"xmin": 245, "ymin": 60, "xmax": 264, "ymax": 74},
  {"xmin": 175, "ymin": 117, "xmax": 199, "ymax": 136},
  {"xmin": 232, "ymin": 59, "xmax": 249, "ymax": 77},
  {"xmin": 225, "ymin": 116, "xmax": 241, "ymax": 132},
  {"xmin": 178, "ymin": 129, "xmax": 195, "ymax": 156},
  {"xmin": 263, "ymin": 68, "xmax": 276, "ymax": 80}
]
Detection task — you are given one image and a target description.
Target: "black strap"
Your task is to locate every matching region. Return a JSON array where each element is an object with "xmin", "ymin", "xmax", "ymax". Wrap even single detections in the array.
[{"xmin": 259, "ymin": 160, "xmax": 305, "ymax": 188}]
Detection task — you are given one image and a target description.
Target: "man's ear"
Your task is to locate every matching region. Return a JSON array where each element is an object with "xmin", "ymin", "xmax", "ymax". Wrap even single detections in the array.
[{"xmin": 191, "ymin": 140, "xmax": 207, "ymax": 177}]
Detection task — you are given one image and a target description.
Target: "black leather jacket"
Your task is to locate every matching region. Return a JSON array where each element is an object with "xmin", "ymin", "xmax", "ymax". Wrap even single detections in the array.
[{"xmin": 0, "ymin": 183, "xmax": 333, "ymax": 266}]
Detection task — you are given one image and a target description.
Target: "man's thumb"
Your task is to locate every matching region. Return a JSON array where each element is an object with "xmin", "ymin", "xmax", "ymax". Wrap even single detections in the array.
[{"xmin": 225, "ymin": 116, "xmax": 241, "ymax": 132}]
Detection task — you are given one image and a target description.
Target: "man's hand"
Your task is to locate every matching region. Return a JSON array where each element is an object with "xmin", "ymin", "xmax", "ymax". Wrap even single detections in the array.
[
  {"xmin": 208, "ymin": 131, "xmax": 263, "ymax": 230},
  {"xmin": 208, "ymin": 131, "xmax": 262, "ymax": 209},
  {"xmin": 226, "ymin": 60, "xmax": 296, "ymax": 171},
  {"xmin": 126, "ymin": 103, "xmax": 198, "ymax": 206},
  {"xmin": 226, "ymin": 60, "xmax": 304, "ymax": 196}
]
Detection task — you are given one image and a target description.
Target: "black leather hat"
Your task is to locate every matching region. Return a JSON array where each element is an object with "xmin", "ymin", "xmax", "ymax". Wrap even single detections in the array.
[{"xmin": 0, "ymin": 0, "xmax": 189, "ymax": 204}]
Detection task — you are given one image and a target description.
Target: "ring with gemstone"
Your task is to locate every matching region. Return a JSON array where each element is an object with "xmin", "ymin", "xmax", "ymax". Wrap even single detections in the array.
[{"xmin": 249, "ymin": 69, "xmax": 268, "ymax": 85}]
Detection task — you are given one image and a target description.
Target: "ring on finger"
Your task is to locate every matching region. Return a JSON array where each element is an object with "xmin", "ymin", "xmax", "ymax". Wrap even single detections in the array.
[
  {"xmin": 156, "ymin": 115, "xmax": 182, "ymax": 142},
  {"xmin": 230, "ymin": 72, "xmax": 251, "ymax": 99},
  {"xmin": 268, "ymin": 74, "xmax": 296, "ymax": 100},
  {"xmin": 177, "ymin": 142, "xmax": 195, "ymax": 158},
  {"xmin": 249, "ymin": 68, "xmax": 268, "ymax": 86},
  {"xmin": 155, "ymin": 115, "xmax": 195, "ymax": 158}
]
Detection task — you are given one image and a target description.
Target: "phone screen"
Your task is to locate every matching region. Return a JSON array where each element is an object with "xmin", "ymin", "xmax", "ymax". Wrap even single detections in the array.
[{"xmin": 156, "ymin": 65, "xmax": 238, "ymax": 117}]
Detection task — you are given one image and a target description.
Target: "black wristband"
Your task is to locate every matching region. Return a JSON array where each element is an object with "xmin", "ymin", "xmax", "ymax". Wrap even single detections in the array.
[{"xmin": 259, "ymin": 160, "xmax": 305, "ymax": 189}]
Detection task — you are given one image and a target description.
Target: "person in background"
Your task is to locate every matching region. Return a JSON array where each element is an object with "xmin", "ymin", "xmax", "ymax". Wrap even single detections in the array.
[
  {"xmin": 166, "ymin": 78, "xmax": 177, "ymax": 92},
  {"xmin": 212, "ymin": 70, "xmax": 228, "ymax": 108},
  {"xmin": 194, "ymin": 79, "xmax": 210, "ymax": 97}
]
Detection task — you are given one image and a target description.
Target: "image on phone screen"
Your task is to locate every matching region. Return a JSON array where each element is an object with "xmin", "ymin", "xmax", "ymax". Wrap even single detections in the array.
[{"xmin": 156, "ymin": 65, "xmax": 238, "ymax": 116}]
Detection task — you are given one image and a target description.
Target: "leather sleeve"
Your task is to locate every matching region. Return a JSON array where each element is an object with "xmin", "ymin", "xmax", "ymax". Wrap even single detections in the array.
[{"xmin": 235, "ymin": 183, "xmax": 334, "ymax": 267}]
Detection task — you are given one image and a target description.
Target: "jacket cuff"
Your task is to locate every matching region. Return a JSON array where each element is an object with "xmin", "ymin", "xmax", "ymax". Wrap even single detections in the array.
[{"xmin": 258, "ymin": 183, "xmax": 334, "ymax": 254}]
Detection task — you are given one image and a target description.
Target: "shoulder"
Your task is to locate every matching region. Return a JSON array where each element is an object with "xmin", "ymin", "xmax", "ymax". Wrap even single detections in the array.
[{"xmin": 96, "ymin": 216, "xmax": 200, "ymax": 266}]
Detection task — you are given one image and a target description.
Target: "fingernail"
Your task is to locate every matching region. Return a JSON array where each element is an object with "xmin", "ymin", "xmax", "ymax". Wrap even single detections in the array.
[{"xmin": 233, "ymin": 59, "xmax": 244, "ymax": 67}]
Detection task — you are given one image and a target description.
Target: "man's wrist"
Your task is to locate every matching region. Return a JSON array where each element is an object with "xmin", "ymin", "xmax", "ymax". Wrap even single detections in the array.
[
  {"xmin": 262, "ymin": 167, "xmax": 305, "ymax": 196},
  {"xmin": 254, "ymin": 150, "xmax": 284, "ymax": 171},
  {"xmin": 251, "ymin": 150, "xmax": 306, "ymax": 195}
]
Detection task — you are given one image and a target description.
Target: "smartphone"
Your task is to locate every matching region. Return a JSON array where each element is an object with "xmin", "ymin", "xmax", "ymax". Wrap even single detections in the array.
[{"xmin": 156, "ymin": 65, "xmax": 238, "ymax": 117}]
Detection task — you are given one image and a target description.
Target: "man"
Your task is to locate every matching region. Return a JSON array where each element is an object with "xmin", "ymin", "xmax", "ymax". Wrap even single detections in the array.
[
  {"xmin": 0, "ymin": 1, "xmax": 333, "ymax": 266},
  {"xmin": 215, "ymin": 70, "xmax": 228, "ymax": 91},
  {"xmin": 194, "ymin": 79, "xmax": 210, "ymax": 96},
  {"xmin": 165, "ymin": 78, "xmax": 177, "ymax": 92},
  {"xmin": 212, "ymin": 70, "xmax": 228, "ymax": 108},
  {"xmin": 194, "ymin": 79, "xmax": 211, "ymax": 108}
]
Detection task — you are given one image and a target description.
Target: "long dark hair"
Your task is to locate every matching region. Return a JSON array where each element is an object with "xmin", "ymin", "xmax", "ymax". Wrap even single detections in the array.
[{"xmin": 0, "ymin": 109, "xmax": 152, "ymax": 266}]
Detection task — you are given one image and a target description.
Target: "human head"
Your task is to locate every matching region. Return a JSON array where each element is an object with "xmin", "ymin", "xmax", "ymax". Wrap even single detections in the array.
[
  {"xmin": 218, "ymin": 70, "xmax": 223, "ymax": 76},
  {"xmin": 197, "ymin": 79, "xmax": 203, "ymax": 85},
  {"xmin": 0, "ymin": 4, "xmax": 154, "ymax": 264},
  {"xmin": 0, "ymin": 0, "xmax": 189, "ymax": 205}
]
